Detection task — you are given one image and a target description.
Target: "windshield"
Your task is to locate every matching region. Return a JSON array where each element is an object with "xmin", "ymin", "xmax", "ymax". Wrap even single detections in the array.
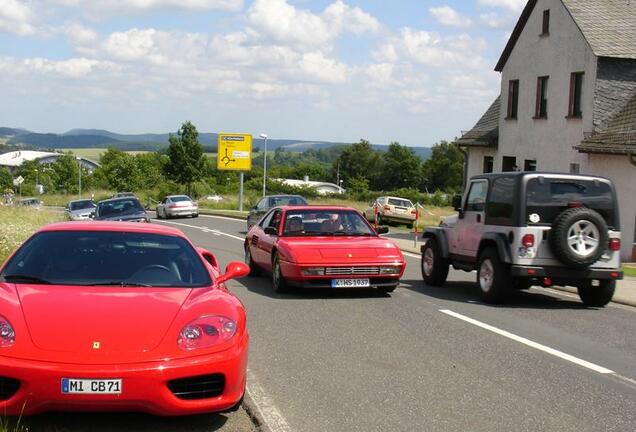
[
  {"xmin": 97, "ymin": 199, "xmax": 144, "ymax": 217},
  {"xmin": 69, "ymin": 200, "xmax": 96, "ymax": 211},
  {"xmin": 282, "ymin": 209, "xmax": 376, "ymax": 237},
  {"xmin": 526, "ymin": 178, "xmax": 616, "ymax": 228},
  {"xmin": 270, "ymin": 196, "xmax": 307, "ymax": 207},
  {"xmin": 0, "ymin": 231, "xmax": 211, "ymax": 287},
  {"xmin": 388, "ymin": 198, "xmax": 413, "ymax": 208}
]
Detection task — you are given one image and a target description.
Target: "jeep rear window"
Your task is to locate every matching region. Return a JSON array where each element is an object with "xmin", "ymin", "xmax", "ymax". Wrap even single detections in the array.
[{"xmin": 526, "ymin": 178, "xmax": 615, "ymax": 228}]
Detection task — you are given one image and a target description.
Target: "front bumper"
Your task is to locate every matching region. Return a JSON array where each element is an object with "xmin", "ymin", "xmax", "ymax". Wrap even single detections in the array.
[
  {"xmin": 510, "ymin": 265, "xmax": 623, "ymax": 281},
  {"xmin": 280, "ymin": 261, "xmax": 403, "ymax": 289},
  {"xmin": 0, "ymin": 336, "xmax": 248, "ymax": 416}
]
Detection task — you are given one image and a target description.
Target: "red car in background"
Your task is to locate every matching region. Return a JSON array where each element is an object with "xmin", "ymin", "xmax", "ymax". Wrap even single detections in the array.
[
  {"xmin": 245, "ymin": 206, "xmax": 405, "ymax": 293},
  {"xmin": 0, "ymin": 222, "xmax": 249, "ymax": 416}
]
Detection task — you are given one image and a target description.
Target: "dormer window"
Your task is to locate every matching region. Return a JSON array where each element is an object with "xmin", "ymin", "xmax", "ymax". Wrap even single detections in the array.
[{"xmin": 541, "ymin": 10, "xmax": 550, "ymax": 35}]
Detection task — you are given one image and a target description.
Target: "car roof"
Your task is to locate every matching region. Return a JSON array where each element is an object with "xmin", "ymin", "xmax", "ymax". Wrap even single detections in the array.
[
  {"xmin": 38, "ymin": 221, "xmax": 185, "ymax": 237},
  {"xmin": 68, "ymin": 199, "xmax": 95, "ymax": 204},
  {"xmin": 470, "ymin": 171, "xmax": 613, "ymax": 183},
  {"xmin": 264, "ymin": 194, "xmax": 305, "ymax": 198},
  {"xmin": 166, "ymin": 195, "xmax": 191, "ymax": 198},
  {"xmin": 98, "ymin": 196, "xmax": 142, "ymax": 204},
  {"xmin": 385, "ymin": 196, "xmax": 413, "ymax": 201},
  {"xmin": 278, "ymin": 205, "xmax": 357, "ymax": 212}
]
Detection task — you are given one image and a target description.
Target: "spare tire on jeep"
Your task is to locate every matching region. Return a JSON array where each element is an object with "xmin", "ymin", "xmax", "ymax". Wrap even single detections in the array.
[{"xmin": 549, "ymin": 207, "xmax": 608, "ymax": 267}]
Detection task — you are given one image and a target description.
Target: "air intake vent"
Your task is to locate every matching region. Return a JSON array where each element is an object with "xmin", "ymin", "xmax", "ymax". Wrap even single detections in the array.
[
  {"xmin": 0, "ymin": 377, "xmax": 20, "ymax": 400},
  {"xmin": 167, "ymin": 374, "xmax": 225, "ymax": 400},
  {"xmin": 325, "ymin": 266, "xmax": 380, "ymax": 275}
]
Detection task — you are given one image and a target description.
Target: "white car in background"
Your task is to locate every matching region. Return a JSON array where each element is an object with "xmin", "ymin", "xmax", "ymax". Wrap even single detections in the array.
[{"xmin": 156, "ymin": 195, "xmax": 199, "ymax": 219}]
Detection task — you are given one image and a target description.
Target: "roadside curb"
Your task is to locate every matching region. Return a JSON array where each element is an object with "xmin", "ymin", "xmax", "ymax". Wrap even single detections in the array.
[
  {"xmin": 242, "ymin": 393, "xmax": 271, "ymax": 432},
  {"xmin": 396, "ymin": 246, "xmax": 636, "ymax": 308},
  {"xmin": 199, "ymin": 210, "xmax": 247, "ymax": 220}
]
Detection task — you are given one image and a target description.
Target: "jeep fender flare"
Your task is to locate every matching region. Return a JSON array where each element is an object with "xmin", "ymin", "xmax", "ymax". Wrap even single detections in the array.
[
  {"xmin": 478, "ymin": 233, "xmax": 513, "ymax": 264},
  {"xmin": 422, "ymin": 228, "xmax": 450, "ymax": 258}
]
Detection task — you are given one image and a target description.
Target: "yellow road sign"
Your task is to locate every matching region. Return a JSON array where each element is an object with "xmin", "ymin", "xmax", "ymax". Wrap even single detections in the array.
[{"xmin": 217, "ymin": 133, "xmax": 252, "ymax": 171}]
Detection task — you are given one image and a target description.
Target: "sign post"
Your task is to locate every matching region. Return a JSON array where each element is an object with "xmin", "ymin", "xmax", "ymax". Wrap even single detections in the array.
[{"xmin": 217, "ymin": 134, "xmax": 252, "ymax": 212}]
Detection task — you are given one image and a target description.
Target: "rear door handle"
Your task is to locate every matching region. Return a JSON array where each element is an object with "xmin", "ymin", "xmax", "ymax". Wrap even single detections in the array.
[{"xmin": 476, "ymin": 214, "xmax": 482, "ymax": 223}]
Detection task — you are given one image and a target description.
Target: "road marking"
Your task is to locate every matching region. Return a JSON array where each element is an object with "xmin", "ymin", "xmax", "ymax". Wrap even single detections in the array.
[
  {"xmin": 155, "ymin": 220, "xmax": 245, "ymax": 242},
  {"xmin": 199, "ymin": 214, "xmax": 247, "ymax": 223},
  {"xmin": 439, "ymin": 309, "xmax": 615, "ymax": 374},
  {"xmin": 247, "ymin": 369, "xmax": 291, "ymax": 432}
]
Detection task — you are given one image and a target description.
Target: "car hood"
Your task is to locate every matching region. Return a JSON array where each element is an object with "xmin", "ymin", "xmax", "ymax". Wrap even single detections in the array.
[
  {"xmin": 69, "ymin": 209, "xmax": 94, "ymax": 217},
  {"xmin": 15, "ymin": 284, "xmax": 191, "ymax": 357},
  {"xmin": 280, "ymin": 237, "xmax": 403, "ymax": 264},
  {"xmin": 96, "ymin": 211, "xmax": 146, "ymax": 221}
]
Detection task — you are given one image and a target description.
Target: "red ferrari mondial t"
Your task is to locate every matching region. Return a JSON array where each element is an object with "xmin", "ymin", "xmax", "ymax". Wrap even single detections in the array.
[
  {"xmin": 0, "ymin": 222, "xmax": 249, "ymax": 415},
  {"xmin": 245, "ymin": 206, "xmax": 406, "ymax": 293}
]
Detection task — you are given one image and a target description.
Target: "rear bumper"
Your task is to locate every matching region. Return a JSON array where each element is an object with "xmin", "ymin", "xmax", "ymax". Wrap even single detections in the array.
[
  {"xmin": 382, "ymin": 213, "xmax": 416, "ymax": 223},
  {"xmin": 510, "ymin": 265, "xmax": 623, "ymax": 281},
  {"xmin": 0, "ymin": 337, "xmax": 248, "ymax": 416},
  {"xmin": 166, "ymin": 208, "xmax": 198, "ymax": 217}
]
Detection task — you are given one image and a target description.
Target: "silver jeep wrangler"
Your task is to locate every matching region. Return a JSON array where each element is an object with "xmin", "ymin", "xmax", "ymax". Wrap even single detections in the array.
[{"xmin": 421, "ymin": 172, "xmax": 623, "ymax": 307}]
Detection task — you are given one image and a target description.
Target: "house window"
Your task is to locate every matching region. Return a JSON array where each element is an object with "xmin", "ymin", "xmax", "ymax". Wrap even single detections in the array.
[
  {"xmin": 483, "ymin": 156, "xmax": 494, "ymax": 173},
  {"xmin": 568, "ymin": 72, "xmax": 584, "ymax": 118},
  {"xmin": 524, "ymin": 159, "xmax": 537, "ymax": 171},
  {"xmin": 507, "ymin": 80, "xmax": 519, "ymax": 119},
  {"xmin": 535, "ymin": 76, "xmax": 549, "ymax": 119},
  {"xmin": 541, "ymin": 10, "xmax": 550, "ymax": 35},
  {"xmin": 502, "ymin": 156, "xmax": 517, "ymax": 172},
  {"xmin": 570, "ymin": 163, "xmax": 580, "ymax": 174}
]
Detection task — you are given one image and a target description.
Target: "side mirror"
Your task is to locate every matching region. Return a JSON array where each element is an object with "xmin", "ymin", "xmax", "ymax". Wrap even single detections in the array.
[
  {"xmin": 197, "ymin": 247, "xmax": 218, "ymax": 267},
  {"xmin": 264, "ymin": 226, "xmax": 277, "ymax": 236},
  {"xmin": 452, "ymin": 194, "xmax": 463, "ymax": 212},
  {"xmin": 89, "ymin": 212, "xmax": 95, "ymax": 219},
  {"xmin": 376, "ymin": 226, "xmax": 389, "ymax": 235},
  {"xmin": 251, "ymin": 206, "xmax": 258, "ymax": 211},
  {"xmin": 216, "ymin": 261, "xmax": 250, "ymax": 285}
]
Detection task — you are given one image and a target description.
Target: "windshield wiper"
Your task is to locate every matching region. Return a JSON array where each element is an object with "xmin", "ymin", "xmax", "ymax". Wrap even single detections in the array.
[
  {"xmin": 2, "ymin": 274, "xmax": 51, "ymax": 284},
  {"xmin": 88, "ymin": 281, "xmax": 152, "ymax": 287}
]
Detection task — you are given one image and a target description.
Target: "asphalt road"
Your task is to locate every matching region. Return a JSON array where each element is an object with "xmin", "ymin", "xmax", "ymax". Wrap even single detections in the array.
[{"xmin": 145, "ymin": 214, "xmax": 636, "ymax": 432}]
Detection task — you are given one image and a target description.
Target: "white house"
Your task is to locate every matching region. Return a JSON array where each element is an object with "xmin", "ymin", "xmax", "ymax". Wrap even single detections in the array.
[
  {"xmin": 276, "ymin": 176, "xmax": 345, "ymax": 195},
  {"xmin": 456, "ymin": 0, "xmax": 636, "ymax": 260},
  {"xmin": 0, "ymin": 150, "xmax": 100, "ymax": 172}
]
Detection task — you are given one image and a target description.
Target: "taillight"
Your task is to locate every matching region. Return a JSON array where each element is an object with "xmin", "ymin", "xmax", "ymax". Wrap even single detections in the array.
[
  {"xmin": 609, "ymin": 238, "xmax": 621, "ymax": 252},
  {"xmin": 522, "ymin": 233, "xmax": 535, "ymax": 248},
  {"xmin": 384, "ymin": 205, "xmax": 391, "ymax": 211},
  {"xmin": 168, "ymin": 204, "xmax": 177, "ymax": 208},
  {"xmin": 411, "ymin": 209, "xmax": 417, "ymax": 214}
]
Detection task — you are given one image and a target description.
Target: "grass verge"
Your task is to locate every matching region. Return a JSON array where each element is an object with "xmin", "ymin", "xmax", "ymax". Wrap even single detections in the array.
[
  {"xmin": 623, "ymin": 266, "xmax": 636, "ymax": 278},
  {"xmin": 0, "ymin": 206, "xmax": 64, "ymax": 263}
]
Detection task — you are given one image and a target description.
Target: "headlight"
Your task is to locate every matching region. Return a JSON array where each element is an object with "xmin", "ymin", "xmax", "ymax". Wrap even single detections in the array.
[
  {"xmin": 0, "ymin": 315, "xmax": 15, "ymax": 347},
  {"xmin": 177, "ymin": 315, "xmax": 237, "ymax": 350},
  {"xmin": 301, "ymin": 267, "xmax": 325, "ymax": 276},
  {"xmin": 379, "ymin": 265, "xmax": 402, "ymax": 275}
]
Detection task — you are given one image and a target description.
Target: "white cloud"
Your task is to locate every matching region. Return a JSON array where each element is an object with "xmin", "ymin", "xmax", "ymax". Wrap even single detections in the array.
[
  {"xmin": 0, "ymin": 0, "xmax": 36, "ymax": 35},
  {"xmin": 63, "ymin": 22, "xmax": 98, "ymax": 45},
  {"xmin": 478, "ymin": 0, "xmax": 526, "ymax": 12},
  {"xmin": 0, "ymin": 56, "xmax": 121, "ymax": 78},
  {"xmin": 429, "ymin": 6, "xmax": 472, "ymax": 28},
  {"xmin": 246, "ymin": 0, "xmax": 380, "ymax": 52},
  {"xmin": 49, "ymin": 0, "xmax": 243, "ymax": 15}
]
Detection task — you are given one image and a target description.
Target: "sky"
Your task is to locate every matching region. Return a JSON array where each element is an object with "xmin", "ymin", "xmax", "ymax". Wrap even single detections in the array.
[{"xmin": 0, "ymin": 0, "xmax": 527, "ymax": 147}]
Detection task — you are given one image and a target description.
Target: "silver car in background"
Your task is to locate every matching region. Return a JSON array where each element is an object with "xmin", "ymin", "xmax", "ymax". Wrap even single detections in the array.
[
  {"xmin": 66, "ymin": 199, "xmax": 96, "ymax": 220},
  {"xmin": 156, "ymin": 195, "xmax": 199, "ymax": 219}
]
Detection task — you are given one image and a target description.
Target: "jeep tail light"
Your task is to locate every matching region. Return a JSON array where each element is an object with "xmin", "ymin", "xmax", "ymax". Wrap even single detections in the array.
[
  {"xmin": 568, "ymin": 202, "xmax": 584, "ymax": 208},
  {"xmin": 608, "ymin": 238, "xmax": 621, "ymax": 252},
  {"xmin": 521, "ymin": 234, "xmax": 535, "ymax": 248}
]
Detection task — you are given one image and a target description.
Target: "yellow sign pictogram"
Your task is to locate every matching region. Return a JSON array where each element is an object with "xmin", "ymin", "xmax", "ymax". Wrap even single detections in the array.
[{"xmin": 217, "ymin": 133, "xmax": 252, "ymax": 171}]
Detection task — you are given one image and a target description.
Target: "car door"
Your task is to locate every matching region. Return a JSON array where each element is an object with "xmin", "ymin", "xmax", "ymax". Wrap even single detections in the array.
[
  {"xmin": 255, "ymin": 209, "xmax": 283, "ymax": 272},
  {"xmin": 250, "ymin": 209, "xmax": 275, "ymax": 266},
  {"xmin": 452, "ymin": 180, "xmax": 489, "ymax": 258},
  {"xmin": 157, "ymin": 198, "xmax": 166, "ymax": 216}
]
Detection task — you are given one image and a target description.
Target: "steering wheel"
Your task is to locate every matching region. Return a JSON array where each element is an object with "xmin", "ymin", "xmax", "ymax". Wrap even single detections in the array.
[{"xmin": 130, "ymin": 264, "xmax": 178, "ymax": 283}]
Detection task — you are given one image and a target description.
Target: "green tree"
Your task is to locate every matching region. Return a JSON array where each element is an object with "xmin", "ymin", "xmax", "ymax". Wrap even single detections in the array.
[
  {"xmin": 164, "ymin": 121, "xmax": 206, "ymax": 196},
  {"xmin": 50, "ymin": 154, "xmax": 80, "ymax": 194},
  {"xmin": 381, "ymin": 142, "xmax": 423, "ymax": 190},
  {"xmin": 97, "ymin": 148, "xmax": 143, "ymax": 192},
  {"xmin": 0, "ymin": 167, "xmax": 12, "ymax": 190},
  {"xmin": 334, "ymin": 139, "xmax": 382, "ymax": 187},
  {"xmin": 422, "ymin": 141, "xmax": 464, "ymax": 191}
]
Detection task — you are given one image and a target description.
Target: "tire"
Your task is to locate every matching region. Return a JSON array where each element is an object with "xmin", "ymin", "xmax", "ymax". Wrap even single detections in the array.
[
  {"xmin": 578, "ymin": 280, "xmax": 615, "ymax": 307},
  {"xmin": 379, "ymin": 283, "xmax": 398, "ymax": 293},
  {"xmin": 244, "ymin": 245, "xmax": 260, "ymax": 276},
  {"xmin": 421, "ymin": 238, "xmax": 449, "ymax": 286},
  {"xmin": 193, "ymin": 213, "xmax": 199, "ymax": 218},
  {"xmin": 272, "ymin": 254, "xmax": 289, "ymax": 293},
  {"xmin": 477, "ymin": 247, "xmax": 510, "ymax": 304},
  {"xmin": 376, "ymin": 214, "xmax": 383, "ymax": 225},
  {"xmin": 549, "ymin": 207, "xmax": 608, "ymax": 268},
  {"xmin": 156, "ymin": 209, "xmax": 163, "ymax": 219}
]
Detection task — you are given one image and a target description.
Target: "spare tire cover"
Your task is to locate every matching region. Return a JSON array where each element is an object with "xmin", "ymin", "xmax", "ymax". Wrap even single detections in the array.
[{"xmin": 549, "ymin": 207, "xmax": 609, "ymax": 267}]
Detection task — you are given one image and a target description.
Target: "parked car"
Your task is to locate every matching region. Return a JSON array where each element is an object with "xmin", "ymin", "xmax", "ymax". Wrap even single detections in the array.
[
  {"xmin": 421, "ymin": 172, "xmax": 623, "ymax": 306},
  {"xmin": 0, "ymin": 221, "xmax": 249, "ymax": 415},
  {"xmin": 246, "ymin": 194, "xmax": 308, "ymax": 230},
  {"xmin": 94, "ymin": 197, "xmax": 150, "ymax": 222},
  {"xmin": 245, "ymin": 206, "xmax": 405, "ymax": 293},
  {"xmin": 65, "ymin": 199, "xmax": 96, "ymax": 221},
  {"xmin": 113, "ymin": 192, "xmax": 136, "ymax": 198},
  {"xmin": 16, "ymin": 198, "xmax": 43, "ymax": 209},
  {"xmin": 364, "ymin": 196, "xmax": 417, "ymax": 226},
  {"xmin": 156, "ymin": 195, "xmax": 199, "ymax": 219},
  {"xmin": 203, "ymin": 194, "xmax": 223, "ymax": 203}
]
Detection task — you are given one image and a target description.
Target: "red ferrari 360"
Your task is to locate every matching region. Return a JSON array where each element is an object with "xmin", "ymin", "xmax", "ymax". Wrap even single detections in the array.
[
  {"xmin": 0, "ymin": 222, "xmax": 249, "ymax": 416},
  {"xmin": 245, "ymin": 206, "xmax": 405, "ymax": 292}
]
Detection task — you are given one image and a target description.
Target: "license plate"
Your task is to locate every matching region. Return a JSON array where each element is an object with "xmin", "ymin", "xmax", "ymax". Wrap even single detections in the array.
[
  {"xmin": 331, "ymin": 278, "xmax": 370, "ymax": 288},
  {"xmin": 61, "ymin": 378, "xmax": 122, "ymax": 394}
]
